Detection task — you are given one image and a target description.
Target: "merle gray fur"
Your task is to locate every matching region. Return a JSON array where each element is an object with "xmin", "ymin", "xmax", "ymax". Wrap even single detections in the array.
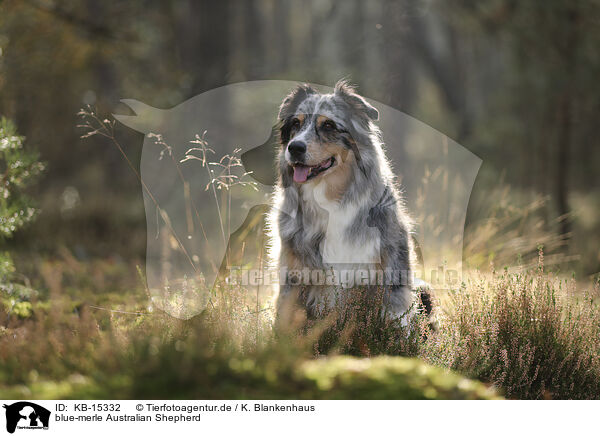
[{"xmin": 269, "ymin": 80, "xmax": 418, "ymax": 323}]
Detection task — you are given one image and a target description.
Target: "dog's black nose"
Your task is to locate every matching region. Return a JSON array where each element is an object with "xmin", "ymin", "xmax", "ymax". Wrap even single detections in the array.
[{"xmin": 287, "ymin": 141, "xmax": 306, "ymax": 159}]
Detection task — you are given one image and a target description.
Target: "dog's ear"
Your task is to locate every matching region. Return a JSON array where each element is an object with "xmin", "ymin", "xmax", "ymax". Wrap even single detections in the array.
[
  {"xmin": 278, "ymin": 83, "xmax": 317, "ymax": 121},
  {"xmin": 278, "ymin": 84, "xmax": 317, "ymax": 144},
  {"xmin": 334, "ymin": 79, "xmax": 379, "ymax": 121}
]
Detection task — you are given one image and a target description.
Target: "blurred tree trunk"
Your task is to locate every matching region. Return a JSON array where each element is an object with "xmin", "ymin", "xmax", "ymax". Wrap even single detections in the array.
[
  {"xmin": 380, "ymin": 0, "xmax": 416, "ymax": 113},
  {"xmin": 172, "ymin": 0, "xmax": 231, "ymax": 94},
  {"xmin": 555, "ymin": 4, "xmax": 580, "ymax": 239},
  {"xmin": 243, "ymin": 0, "xmax": 264, "ymax": 78},
  {"xmin": 556, "ymin": 95, "xmax": 571, "ymax": 237},
  {"xmin": 377, "ymin": 1, "xmax": 474, "ymax": 142},
  {"xmin": 273, "ymin": 0, "xmax": 290, "ymax": 74},
  {"xmin": 405, "ymin": 8, "xmax": 471, "ymax": 141},
  {"xmin": 342, "ymin": 0, "xmax": 367, "ymax": 81}
]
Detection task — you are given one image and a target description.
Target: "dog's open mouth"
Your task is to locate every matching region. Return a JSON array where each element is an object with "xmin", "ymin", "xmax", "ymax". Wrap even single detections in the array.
[{"xmin": 292, "ymin": 156, "xmax": 336, "ymax": 183}]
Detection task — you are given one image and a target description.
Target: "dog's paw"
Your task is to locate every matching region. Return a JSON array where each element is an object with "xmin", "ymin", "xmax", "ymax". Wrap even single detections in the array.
[{"xmin": 286, "ymin": 269, "xmax": 303, "ymax": 286}]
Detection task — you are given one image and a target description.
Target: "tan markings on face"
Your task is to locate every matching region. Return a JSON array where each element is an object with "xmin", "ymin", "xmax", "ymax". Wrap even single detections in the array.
[
  {"xmin": 324, "ymin": 147, "xmax": 355, "ymax": 201},
  {"xmin": 292, "ymin": 113, "xmax": 305, "ymax": 129},
  {"xmin": 304, "ymin": 121, "xmax": 339, "ymax": 164},
  {"xmin": 316, "ymin": 115, "xmax": 328, "ymax": 125},
  {"xmin": 316, "ymin": 115, "xmax": 339, "ymax": 133},
  {"xmin": 304, "ymin": 141, "xmax": 323, "ymax": 161},
  {"xmin": 289, "ymin": 113, "xmax": 306, "ymax": 139}
]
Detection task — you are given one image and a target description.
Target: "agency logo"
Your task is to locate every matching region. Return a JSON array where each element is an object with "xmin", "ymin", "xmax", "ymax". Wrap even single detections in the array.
[
  {"xmin": 2, "ymin": 402, "xmax": 50, "ymax": 434},
  {"xmin": 112, "ymin": 80, "xmax": 481, "ymax": 319}
]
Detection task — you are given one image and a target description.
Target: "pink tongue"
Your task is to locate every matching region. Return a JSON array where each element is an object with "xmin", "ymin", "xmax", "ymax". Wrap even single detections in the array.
[{"xmin": 293, "ymin": 166, "xmax": 310, "ymax": 183}]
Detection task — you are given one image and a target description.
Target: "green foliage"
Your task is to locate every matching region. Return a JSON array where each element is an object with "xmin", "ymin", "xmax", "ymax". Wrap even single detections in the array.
[
  {"xmin": 0, "ymin": 355, "xmax": 499, "ymax": 401},
  {"xmin": 0, "ymin": 117, "xmax": 43, "ymax": 310},
  {"xmin": 0, "ymin": 117, "xmax": 44, "ymax": 239},
  {"xmin": 10, "ymin": 301, "xmax": 33, "ymax": 319},
  {"xmin": 0, "ymin": 251, "xmax": 15, "ymax": 280}
]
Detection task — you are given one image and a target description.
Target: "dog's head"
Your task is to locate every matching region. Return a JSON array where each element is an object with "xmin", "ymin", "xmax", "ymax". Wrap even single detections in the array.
[{"xmin": 277, "ymin": 80, "xmax": 379, "ymax": 186}]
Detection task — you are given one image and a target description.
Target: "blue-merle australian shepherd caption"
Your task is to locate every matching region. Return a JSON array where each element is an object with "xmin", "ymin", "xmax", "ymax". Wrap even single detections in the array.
[{"xmin": 269, "ymin": 80, "xmax": 433, "ymax": 327}]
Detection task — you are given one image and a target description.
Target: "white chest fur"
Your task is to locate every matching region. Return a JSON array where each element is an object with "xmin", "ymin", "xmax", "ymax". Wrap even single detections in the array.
[{"xmin": 307, "ymin": 182, "xmax": 381, "ymax": 266}]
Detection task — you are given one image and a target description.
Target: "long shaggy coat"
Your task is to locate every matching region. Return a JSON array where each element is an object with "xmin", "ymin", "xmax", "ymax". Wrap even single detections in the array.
[{"xmin": 269, "ymin": 81, "xmax": 418, "ymax": 324}]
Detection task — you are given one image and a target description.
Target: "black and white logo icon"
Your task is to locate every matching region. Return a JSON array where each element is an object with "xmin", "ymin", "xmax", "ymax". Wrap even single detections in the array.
[{"xmin": 3, "ymin": 402, "xmax": 50, "ymax": 434}]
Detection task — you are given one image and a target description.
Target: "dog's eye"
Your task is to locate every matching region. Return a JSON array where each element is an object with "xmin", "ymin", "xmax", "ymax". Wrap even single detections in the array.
[
  {"xmin": 291, "ymin": 118, "xmax": 301, "ymax": 129},
  {"xmin": 322, "ymin": 120, "xmax": 336, "ymax": 131}
]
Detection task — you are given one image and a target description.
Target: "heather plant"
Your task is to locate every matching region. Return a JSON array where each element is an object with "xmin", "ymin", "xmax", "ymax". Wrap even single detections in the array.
[
  {"xmin": 423, "ymin": 251, "xmax": 600, "ymax": 399},
  {"xmin": 294, "ymin": 286, "xmax": 429, "ymax": 358}
]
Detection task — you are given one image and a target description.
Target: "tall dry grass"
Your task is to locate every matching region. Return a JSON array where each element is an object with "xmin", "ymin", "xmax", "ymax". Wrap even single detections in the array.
[
  {"xmin": 4, "ymin": 109, "xmax": 595, "ymax": 399},
  {"xmin": 2, "ymin": 253, "xmax": 599, "ymax": 399}
]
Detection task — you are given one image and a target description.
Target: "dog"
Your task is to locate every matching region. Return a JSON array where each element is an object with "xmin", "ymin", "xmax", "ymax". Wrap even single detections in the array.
[{"xmin": 269, "ymin": 80, "xmax": 430, "ymax": 326}]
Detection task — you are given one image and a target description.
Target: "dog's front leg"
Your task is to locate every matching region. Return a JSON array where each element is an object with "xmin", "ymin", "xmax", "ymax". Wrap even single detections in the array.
[{"xmin": 274, "ymin": 282, "xmax": 308, "ymax": 332}]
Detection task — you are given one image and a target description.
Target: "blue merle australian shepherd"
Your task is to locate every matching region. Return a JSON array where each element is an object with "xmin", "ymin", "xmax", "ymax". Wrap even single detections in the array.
[{"xmin": 269, "ymin": 80, "xmax": 432, "ymax": 326}]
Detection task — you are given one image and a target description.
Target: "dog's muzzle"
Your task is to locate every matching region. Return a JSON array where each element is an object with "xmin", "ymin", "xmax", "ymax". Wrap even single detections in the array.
[{"xmin": 291, "ymin": 156, "xmax": 336, "ymax": 183}]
